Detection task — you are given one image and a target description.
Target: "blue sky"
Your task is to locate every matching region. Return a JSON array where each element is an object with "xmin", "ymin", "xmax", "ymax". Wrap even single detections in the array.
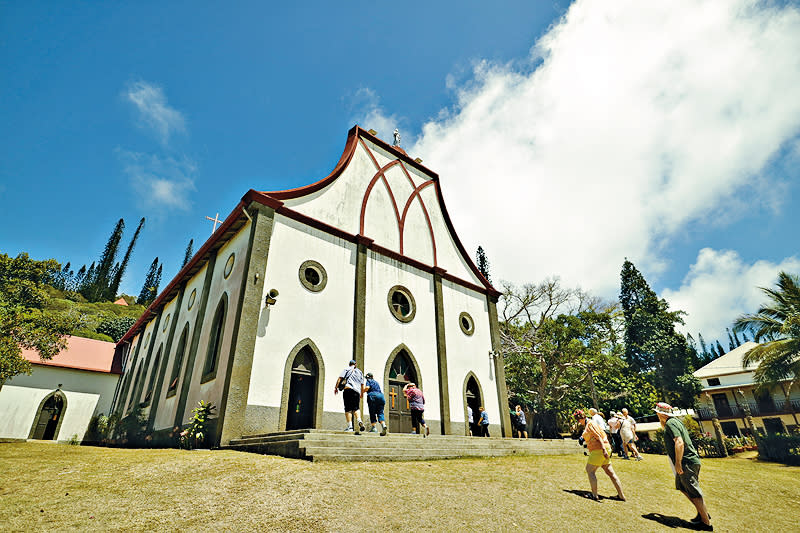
[{"xmin": 2, "ymin": 1, "xmax": 799, "ymax": 347}]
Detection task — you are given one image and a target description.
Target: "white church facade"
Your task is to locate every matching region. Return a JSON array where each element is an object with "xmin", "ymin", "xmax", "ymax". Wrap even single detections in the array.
[{"xmin": 110, "ymin": 126, "xmax": 511, "ymax": 446}]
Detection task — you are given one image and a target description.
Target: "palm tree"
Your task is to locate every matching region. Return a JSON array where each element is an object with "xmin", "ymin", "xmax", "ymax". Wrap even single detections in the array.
[{"xmin": 734, "ymin": 271, "xmax": 800, "ymax": 425}]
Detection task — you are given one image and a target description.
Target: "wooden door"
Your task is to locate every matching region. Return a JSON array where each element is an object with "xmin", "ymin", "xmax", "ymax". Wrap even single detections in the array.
[
  {"xmin": 33, "ymin": 394, "xmax": 63, "ymax": 440},
  {"xmin": 712, "ymin": 393, "xmax": 732, "ymax": 417},
  {"xmin": 286, "ymin": 347, "xmax": 317, "ymax": 430},
  {"xmin": 386, "ymin": 350, "xmax": 417, "ymax": 434}
]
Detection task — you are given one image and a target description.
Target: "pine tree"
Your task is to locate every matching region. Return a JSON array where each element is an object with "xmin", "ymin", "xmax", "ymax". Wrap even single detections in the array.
[
  {"xmin": 137, "ymin": 257, "xmax": 160, "ymax": 306},
  {"xmin": 81, "ymin": 262, "xmax": 97, "ymax": 292},
  {"xmin": 727, "ymin": 328, "xmax": 736, "ymax": 351},
  {"xmin": 619, "ymin": 259, "xmax": 701, "ymax": 405},
  {"xmin": 698, "ymin": 333, "xmax": 709, "ymax": 360},
  {"xmin": 732, "ymin": 328, "xmax": 742, "ymax": 347},
  {"xmin": 82, "ymin": 219, "xmax": 124, "ymax": 301},
  {"xmin": 108, "ymin": 217, "xmax": 145, "ymax": 299},
  {"xmin": 182, "ymin": 239, "xmax": 194, "ymax": 267},
  {"xmin": 475, "ymin": 246, "xmax": 491, "ymax": 283},
  {"xmin": 741, "ymin": 331, "xmax": 750, "ymax": 343},
  {"xmin": 709, "ymin": 343, "xmax": 719, "ymax": 359},
  {"xmin": 715, "ymin": 340, "xmax": 726, "ymax": 355}
]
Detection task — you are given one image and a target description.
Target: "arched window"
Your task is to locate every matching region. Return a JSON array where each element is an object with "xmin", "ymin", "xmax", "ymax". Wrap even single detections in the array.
[
  {"xmin": 167, "ymin": 324, "xmax": 190, "ymax": 397},
  {"xmin": 202, "ymin": 295, "xmax": 227, "ymax": 382},
  {"xmin": 143, "ymin": 345, "xmax": 163, "ymax": 405}
]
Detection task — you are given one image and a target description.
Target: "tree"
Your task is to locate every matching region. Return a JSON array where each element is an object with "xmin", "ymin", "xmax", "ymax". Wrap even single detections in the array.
[
  {"xmin": 82, "ymin": 219, "xmax": 125, "ymax": 302},
  {"xmin": 182, "ymin": 239, "xmax": 194, "ymax": 267},
  {"xmin": 137, "ymin": 257, "xmax": 160, "ymax": 306},
  {"xmin": 732, "ymin": 327, "xmax": 742, "ymax": 348},
  {"xmin": 97, "ymin": 316, "xmax": 138, "ymax": 343},
  {"xmin": 619, "ymin": 259, "xmax": 701, "ymax": 406},
  {"xmin": 734, "ymin": 271, "xmax": 800, "ymax": 424},
  {"xmin": 727, "ymin": 328, "xmax": 736, "ymax": 351},
  {"xmin": 0, "ymin": 254, "xmax": 78, "ymax": 388},
  {"xmin": 715, "ymin": 340, "xmax": 725, "ymax": 356},
  {"xmin": 475, "ymin": 246, "xmax": 491, "ymax": 283},
  {"xmin": 698, "ymin": 333, "xmax": 710, "ymax": 361},
  {"xmin": 499, "ymin": 278, "xmax": 622, "ymax": 435},
  {"xmin": 109, "ymin": 217, "xmax": 145, "ymax": 299}
]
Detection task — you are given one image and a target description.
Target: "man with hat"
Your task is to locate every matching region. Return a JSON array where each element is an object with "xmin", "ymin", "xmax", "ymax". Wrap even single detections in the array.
[
  {"xmin": 334, "ymin": 360, "xmax": 366, "ymax": 434},
  {"xmin": 655, "ymin": 402, "xmax": 712, "ymax": 530}
]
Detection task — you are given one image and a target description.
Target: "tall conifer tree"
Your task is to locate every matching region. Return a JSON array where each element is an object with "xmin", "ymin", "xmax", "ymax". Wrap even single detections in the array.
[
  {"xmin": 716, "ymin": 340, "xmax": 726, "ymax": 356},
  {"xmin": 619, "ymin": 259, "xmax": 701, "ymax": 405},
  {"xmin": 182, "ymin": 239, "xmax": 194, "ymax": 267},
  {"xmin": 108, "ymin": 217, "xmax": 145, "ymax": 299},
  {"xmin": 475, "ymin": 246, "xmax": 491, "ymax": 282},
  {"xmin": 137, "ymin": 257, "xmax": 160, "ymax": 306}
]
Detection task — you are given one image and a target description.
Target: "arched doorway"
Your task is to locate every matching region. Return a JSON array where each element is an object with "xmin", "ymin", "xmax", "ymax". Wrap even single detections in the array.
[
  {"xmin": 465, "ymin": 375, "xmax": 482, "ymax": 437},
  {"xmin": 286, "ymin": 346, "xmax": 318, "ymax": 430},
  {"xmin": 385, "ymin": 348, "xmax": 419, "ymax": 434},
  {"xmin": 31, "ymin": 392, "xmax": 65, "ymax": 440}
]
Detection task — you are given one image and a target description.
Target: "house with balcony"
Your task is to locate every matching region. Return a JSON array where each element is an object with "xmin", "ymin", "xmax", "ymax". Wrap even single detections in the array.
[{"xmin": 694, "ymin": 341, "xmax": 799, "ymax": 437}]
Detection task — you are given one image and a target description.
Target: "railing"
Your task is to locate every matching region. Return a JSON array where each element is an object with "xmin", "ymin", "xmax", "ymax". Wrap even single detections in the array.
[{"xmin": 696, "ymin": 399, "xmax": 800, "ymax": 420}]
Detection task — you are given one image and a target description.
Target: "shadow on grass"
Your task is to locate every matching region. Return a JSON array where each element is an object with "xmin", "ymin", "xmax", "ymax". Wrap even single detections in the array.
[
  {"xmin": 562, "ymin": 489, "xmax": 623, "ymax": 502},
  {"xmin": 642, "ymin": 512, "xmax": 704, "ymax": 530}
]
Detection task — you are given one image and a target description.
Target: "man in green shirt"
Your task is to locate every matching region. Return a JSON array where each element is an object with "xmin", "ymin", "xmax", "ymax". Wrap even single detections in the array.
[{"xmin": 655, "ymin": 402, "xmax": 712, "ymax": 531}]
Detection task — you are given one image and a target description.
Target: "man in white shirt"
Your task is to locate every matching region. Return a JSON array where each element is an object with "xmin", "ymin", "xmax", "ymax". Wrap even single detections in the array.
[{"xmin": 334, "ymin": 359, "xmax": 366, "ymax": 434}]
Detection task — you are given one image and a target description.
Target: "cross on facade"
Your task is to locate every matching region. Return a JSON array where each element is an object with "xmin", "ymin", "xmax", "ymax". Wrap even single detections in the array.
[
  {"xmin": 205, "ymin": 213, "xmax": 222, "ymax": 234},
  {"xmin": 389, "ymin": 388, "xmax": 397, "ymax": 409}
]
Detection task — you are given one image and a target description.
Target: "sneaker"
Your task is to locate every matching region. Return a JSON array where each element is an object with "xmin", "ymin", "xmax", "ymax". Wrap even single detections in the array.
[
  {"xmin": 380, "ymin": 425, "xmax": 387, "ymax": 436},
  {"xmin": 358, "ymin": 420, "xmax": 366, "ymax": 432},
  {"xmin": 344, "ymin": 426, "xmax": 354, "ymax": 432},
  {"xmin": 635, "ymin": 456, "xmax": 643, "ymax": 461},
  {"xmin": 691, "ymin": 513, "xmax": 711, "ymax": 524},
  {"xmin": 369, "ymin": 426, "xmax": 378, "ymax": 433}
]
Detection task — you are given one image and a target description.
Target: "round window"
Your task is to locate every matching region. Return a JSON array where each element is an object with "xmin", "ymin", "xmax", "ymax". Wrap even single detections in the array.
[
  {"xmin": 162, "ymin": 314, "xmax": 171, "ymax": 332},
  {"xmin": 187, "ymin": 288, "xmax": 197, "ymax": 310},
  {"xmin": 299, "ymin": 260, "xmax": 327, "ymax": 292},
  {"xmin": 223, "ymin": 253, "xmax": 235, "ymax": 279},
  {"xmin": 459, "ymin": 312, "xmax": 475, "ymax": 336},
  {"xmin": 387, "ymin": 285, "xmax": 416, "ymax": 323}
]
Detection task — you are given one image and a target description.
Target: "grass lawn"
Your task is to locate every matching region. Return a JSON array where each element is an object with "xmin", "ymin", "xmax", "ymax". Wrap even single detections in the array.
[{"xmin": 1, "ymin": 442, "xmax": 798, "ymax": 532}]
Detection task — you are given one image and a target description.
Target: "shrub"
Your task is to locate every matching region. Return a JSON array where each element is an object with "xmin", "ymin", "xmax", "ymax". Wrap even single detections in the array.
[
  {"xmin": 96, "ymin": 316, "xmax": 137, "ymax": 342},
  {"xmin": 180, "ymin": 401, "xmax": 216, "ymax": 450},
  {"xmin": 71, "ymin": 328, "xmax": 114, "ymax": 342},
  {"xmin": 757, "ymin": 433, "xmax": 800, "ymax": 466}
]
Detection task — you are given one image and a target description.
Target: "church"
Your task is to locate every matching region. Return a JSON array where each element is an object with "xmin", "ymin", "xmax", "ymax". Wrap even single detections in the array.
[{"xmin": 110, "ymin": 126, "xmax": 512, "ymax": 446}]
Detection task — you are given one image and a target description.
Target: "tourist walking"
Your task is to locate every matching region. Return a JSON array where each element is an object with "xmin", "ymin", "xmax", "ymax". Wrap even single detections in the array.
[
  {"xmin": 466, "ymin": 405, "xmax": 474, "ymax": 436},
  {"xmin": 608, "ymin": 411, "xmax": 626, "ymax": 458},
  {"xmin": 573, "ymin": 409, "xmax": 626, "ymax": 502},
  {"xmin": 478, "ymin": 406, "xmax": 490, "ymax": 437},
  {"xmin": 333, "ymin": 359, "xmax": 366, "ymax": 434},
  {"xmin": 364, "ymin": 372, "xmax": 387, "ymax": 435},
  {"xmin": 655, "ymin": 402, "xmax": 712, "ymax": 530},
  {"xmin": 403, "ymin": 383, "xmax": 429, "ymax": 437},
  {"xmin": 620, "ymin": 408, "xmax": 643, "ymax": 460},
  {"xmin": 514, "ymin": 405, "xmax": 528, "ymax": 438}
]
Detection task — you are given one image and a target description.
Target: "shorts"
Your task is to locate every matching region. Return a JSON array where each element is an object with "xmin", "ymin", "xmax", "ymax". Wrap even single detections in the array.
[
  {"xmin": 343, "ymin": 388, "xmax": 360, "ymax": 412},
  {"xmin": 621, "ymin": 429, "xmax": 634, "ymax": 443},
  {"xmin": 410, "ymin": 409, "xmax": 425, "ymax": 429},
  {"xmin": 587, "ymin": 445, "xmax": 612, "ymax": 467},
  {"xmin": 675, "ymin": 463, "xmax": 703, "ymax": 499},
  {"xmin": 367, "ymin": 393, "xmax": 385, "ymax": 423}
]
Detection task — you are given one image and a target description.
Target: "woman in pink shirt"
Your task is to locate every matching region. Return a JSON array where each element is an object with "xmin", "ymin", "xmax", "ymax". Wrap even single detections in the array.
[{"xmin": 574, "ymin": 409, "xmax": 626, "ymax": 501}]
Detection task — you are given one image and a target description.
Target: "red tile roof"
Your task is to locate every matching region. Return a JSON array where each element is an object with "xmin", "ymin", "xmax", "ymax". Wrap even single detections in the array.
[
  {"xmin": 113, "ymin": 297, "xmax": 129, "ymax": 306},
  {"xmin": 22, "ymin": 335, "xmax": 118, "ymax": 374}
]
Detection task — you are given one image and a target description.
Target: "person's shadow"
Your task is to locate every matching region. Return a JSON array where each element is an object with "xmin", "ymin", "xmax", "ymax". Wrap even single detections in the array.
[
  {"xmin": 562, "ymin": 489, "xmax": 622, "ymax": 501},
  {"xmin": 642, "ymin": 512, "xmax": 704, "ymax": 530}
]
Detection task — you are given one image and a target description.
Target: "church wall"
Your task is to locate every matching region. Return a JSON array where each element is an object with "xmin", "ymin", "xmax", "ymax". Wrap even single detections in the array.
[
  {"xmin": 0, "ymin": 366, "xmax": 119, "ymax": 441},
  {"xmin": 246, "ymin": 214, "xmax": 357, "ymax": 434},
  {"xmin": 180, "ymin": 221, "xmax": 252, "ymax": 426},
  {"xmin": 282, "ymin": 141, "xmax": 378, "ymax": 236},
  {"xmin": 135, "ymin": 294, "xmax": 179, "ymax": 415},
  {"xmin": 123, "ymin": 319, "xmax": 158, "ymax": 413},
  {"xmin": 421, "ymin": 184, "xmax": 483, "ymax": 286},
  {"xmin": 441, "ymin": 279, "xmax": 501, "ymax": 436},
  {"xmin": 364, "ymin": 250, "xmax": 441, "ymax": 430},
  {"xmin": 153, "ymin": 263, "xmax": 209, "ymax": 431}
]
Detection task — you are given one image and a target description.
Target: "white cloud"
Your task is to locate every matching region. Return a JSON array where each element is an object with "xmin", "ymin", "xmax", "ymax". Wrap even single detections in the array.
[
  {"xmin": 349, "ymin": 88, "xmax": 411, "ymax": 147},
  {"xmin": 662, "ymin": 248, "xmax": 800, "ymax": 341},
  {"xmin": 396, "ymin": 0, "xmax": 800, "ymax": 297},
  {"xmin": 117, "ymin": 150, "xmax": 196, "ymax": 210},
  {"xmin": 125, "ymin": 81, "xmax": 186, "ymax": 146}
]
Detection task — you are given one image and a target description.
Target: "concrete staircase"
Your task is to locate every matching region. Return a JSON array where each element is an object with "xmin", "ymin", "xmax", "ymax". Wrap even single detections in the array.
[{"xmin": 225, "ymin": 429, "xmax": 580, "ymax": 462}]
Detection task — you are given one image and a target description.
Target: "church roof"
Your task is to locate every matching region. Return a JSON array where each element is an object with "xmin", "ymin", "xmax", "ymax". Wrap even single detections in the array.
[
  {"xmin": 118, "ymin": 126, "xmax": 498, "ymax": 345},
  {"xmin": 22, "ymin": 335, "xmax": 119, "ymax": 374}
]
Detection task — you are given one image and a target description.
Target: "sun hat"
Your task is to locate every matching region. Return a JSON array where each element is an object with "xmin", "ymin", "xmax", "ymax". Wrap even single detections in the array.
[
  {"xmin": 573, "ymin": 409, "xmax": 586, "ymax": 420},
  {"xmin": 349, "ymin": 359, "xmax": 357, "ymax": 365},
  {"xmin": 654, "ymin": 402, "xmax": 678, "ymax": 417},
  {"xmin": 366, "ymin": 372, "xmax": 373, "ymax": 379}
]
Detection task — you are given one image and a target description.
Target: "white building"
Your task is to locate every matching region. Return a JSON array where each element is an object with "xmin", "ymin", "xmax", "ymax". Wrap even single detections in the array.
[
  {"xmin": 0, "ymin": 336, "xmax": 120, "ymax": 442},
  {"xmin": 694, "ymin": 341, "xmax": 800, "ymax": 437},
  {"xmin": 110, "ymin": 126, "xmax": 512, "ymax": 446}
]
